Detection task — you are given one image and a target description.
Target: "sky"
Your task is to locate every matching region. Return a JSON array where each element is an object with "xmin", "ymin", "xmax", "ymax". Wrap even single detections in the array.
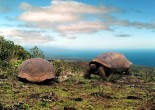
[{"xmin": 0, "ymin": 0, "xmax": 155, "ymax": 50}]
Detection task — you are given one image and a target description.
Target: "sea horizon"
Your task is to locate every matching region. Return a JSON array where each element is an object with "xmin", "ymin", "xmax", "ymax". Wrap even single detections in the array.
[{"xmin": 41, "ymin": 48, "xmax": 155, "ymax": 67}]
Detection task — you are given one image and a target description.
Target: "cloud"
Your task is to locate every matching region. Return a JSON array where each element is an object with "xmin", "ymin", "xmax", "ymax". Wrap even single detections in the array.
[
  {"xmin": 16, "ymin": 0, "xmax": 155, "ymax": 39},
  {"xmin": 104, "ymin": 15, "xmax": 155, "ymax": 29},
  {"xmin": 56, "ymin": 21, "xmax": 110, "ymax": 34},
  {"xmin": 20, "ymin": 2, "xmax": 42, "ymax": 11},
  {"xmin": 17, "ymin": 23, "xmax": 37, "ymax": 28},
  {"xmin": 18, "ymin": 0, "xmax": 119, "ymax": 35},
  {"xmin": 67, "ymin": 36, "xmax": 76, "ymax": 40},
  {"xmin": 117, "ymin": 20, "xmax": 155, "ymax": 29},
  {"xmin": 0, "ymin": 28, "xmax": 55, "ymax": 45},
  {"xmin": 19, "ymin": 11, "xmax": 81, "ymax": 23},
  {"xmin": 19, "ymin": 1, "xmax": 119, "ymax": 23},
  {"xmin": 129, "ymin": 21, "xmax": 155, "ymax": 29},
  {"xmin": 115, "ymin": 34, "xmax": 131, "ymax": 37},
  {"xmin": 0, "ymin": 24, "xmax": 14, "ymax": 27}
]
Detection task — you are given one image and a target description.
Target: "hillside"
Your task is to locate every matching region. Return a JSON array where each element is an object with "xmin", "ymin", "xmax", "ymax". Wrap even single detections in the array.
[
  {"xmin": 1, "ymin": 37, "xmax": 155, "ymax": 109},
  {"xmin": 0, "ymin": 60, "xmax": 155, "ymax": 110}
]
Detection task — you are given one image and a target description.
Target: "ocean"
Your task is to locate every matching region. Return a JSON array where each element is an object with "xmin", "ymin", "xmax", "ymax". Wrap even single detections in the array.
[{"xmin": 44, "ymin": 49, "xmax": 155, "ymax": 67}]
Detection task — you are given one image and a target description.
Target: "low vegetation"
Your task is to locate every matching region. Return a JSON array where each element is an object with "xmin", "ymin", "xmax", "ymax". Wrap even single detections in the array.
[
  {"xmin": 0, "ymin": 60, "xmax": 155, "ymax": 110},
  {"xmin": 0, "ymin": 36, "xmax": 155, "ymax": 110}
]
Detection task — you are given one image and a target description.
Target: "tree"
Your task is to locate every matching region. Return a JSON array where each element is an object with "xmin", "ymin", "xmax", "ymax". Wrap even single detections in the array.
[
  {"xmin": 30, "ymin": 46, "xmax": 44, "ymax": 58},
  {"xmin": 0, "ymin": 36, "xmax": 14, "ymax": 61},
  {"xmin": 0, "ymin": 36, "xmax": 31, "ymax": 69},
  {"xmin": 12, "ymin": 45, "xmax": 31, "ymax": 60},
  {"xmin": 0, "ymin": 36, "xmax": 31, "ymax": 61}
]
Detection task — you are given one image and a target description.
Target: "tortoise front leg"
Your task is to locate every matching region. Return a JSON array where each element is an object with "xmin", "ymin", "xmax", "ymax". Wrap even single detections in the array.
[
  {"xmin": 84, "ymin": 69, "xmax": 92, "ymax": 79},
  {"xmin": 125, "ymin": 68, "xmax": 131, "ymax": 75},
  {"xmin": 98, "ymin": 66, "xmax": 106, "ymax": 79}
]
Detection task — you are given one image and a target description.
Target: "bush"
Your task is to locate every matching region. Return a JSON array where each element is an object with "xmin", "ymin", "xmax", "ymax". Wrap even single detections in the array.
[
  {"xmin": 0, "ymin": 60, "xmax": 23, "ymax": 79},
  {"xmin": 0, "ymin": 36, "xmax": 31, "ymax": 62},
  {"xmin": 144, "ymin": 70, "xmax": 155, "ymax": 82},
  {"xmin": 104, "ymin": 73, "xmax": 122, "ymax": 82}
]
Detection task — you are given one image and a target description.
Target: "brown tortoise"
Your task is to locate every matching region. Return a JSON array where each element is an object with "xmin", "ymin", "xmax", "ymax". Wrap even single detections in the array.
[
  {"xmin": 18, "ymin": 58, "xmax": 56, "ymax": 83},
  {"xmin": 84, "ymin": 52, "xmax": 132, "ymax": 79}
]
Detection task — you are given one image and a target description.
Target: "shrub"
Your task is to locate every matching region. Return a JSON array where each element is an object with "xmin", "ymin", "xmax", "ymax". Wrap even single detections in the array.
[
  {"xmin": 144, "ymin": 70, "xmax": 155, "ymax": 82},
  {"xmin": 104, "ymin": 73, "xmax": 122, "ymax": 82}
]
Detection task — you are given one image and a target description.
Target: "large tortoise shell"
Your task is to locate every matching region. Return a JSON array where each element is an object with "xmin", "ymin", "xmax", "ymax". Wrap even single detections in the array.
[
  {"xmin": 18, "ymin": 58, "xmax": 55, "ymax": 82},
  {"xmin": 91, "ymin": 52, "xmax": 132, "ymax": 68}
]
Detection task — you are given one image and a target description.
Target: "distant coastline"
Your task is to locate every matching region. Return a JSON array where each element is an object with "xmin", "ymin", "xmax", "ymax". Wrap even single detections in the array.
[{"xmin": 43, "ymin": 49, "xmax": 155, "ymax": 67}]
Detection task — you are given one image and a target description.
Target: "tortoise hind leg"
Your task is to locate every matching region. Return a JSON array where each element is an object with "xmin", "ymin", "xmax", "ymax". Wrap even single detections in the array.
[{"xmin": 98, "ymin": 66, "xmax": 106, "ymax": 79}]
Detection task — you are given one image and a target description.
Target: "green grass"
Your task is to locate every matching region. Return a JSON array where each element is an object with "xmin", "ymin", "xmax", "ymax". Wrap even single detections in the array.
[{"xmin": 0, "ymin": 60, "xmax": 155, "ymax": 110}]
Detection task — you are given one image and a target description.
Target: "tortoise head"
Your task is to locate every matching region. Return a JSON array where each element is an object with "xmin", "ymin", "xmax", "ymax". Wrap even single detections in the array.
[{"xmin": 89, "ymin": 63, "xmax": 97, "ymax": 70}]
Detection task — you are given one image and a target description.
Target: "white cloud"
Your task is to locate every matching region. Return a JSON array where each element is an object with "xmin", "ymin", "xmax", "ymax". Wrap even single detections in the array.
[
  {"xmin": 18, "ymin": 0, "xmax": 119, "ymax": 34},
  {"xmin": 20, "ymin": 2, "xmax": 41, "ymax": 11},
  {"xmin": 19, "ymin": 11, "xmax": 81, "ymax": 23},
  {"xmin": 0, "ymin": 28, "xmax": 54, "ymax": 45},
  {"xmin": 50, "ymin": 0, "xmax": 118, "ymax": 14},
  {"xmin": 19, "ymin": 1, "xmax": 118, "ymax": 23},
  {"xmin": 56, "ymin": 21, "xmax": 109, "ymax": 34},
  {"xmin": 0, "ymin": 29, "xmax": 20, "ymax": 36},
  {"xmin": 20, "ymin": 0, "xmax": 155, "ymax": 39}
]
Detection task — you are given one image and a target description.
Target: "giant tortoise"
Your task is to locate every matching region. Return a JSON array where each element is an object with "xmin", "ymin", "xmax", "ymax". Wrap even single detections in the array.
[
  {"xmin": 18, "ymin": 58, "xmax": 56, "ymax": 83},
  {"xmin": 84, "ymin": 52, "xmax": 132, "ymax": 79}
]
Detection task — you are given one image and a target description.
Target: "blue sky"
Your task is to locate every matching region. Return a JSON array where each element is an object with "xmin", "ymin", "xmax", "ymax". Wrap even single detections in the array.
[{"xmin": 0, "ymin": 0, "xmax": 155, "ymax": 49}]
